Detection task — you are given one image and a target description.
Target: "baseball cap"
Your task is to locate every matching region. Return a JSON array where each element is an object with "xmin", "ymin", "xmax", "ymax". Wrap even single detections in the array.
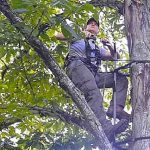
[{"xmin": 87, "ymin": 17, "xmax": 99, "ymax": 27}]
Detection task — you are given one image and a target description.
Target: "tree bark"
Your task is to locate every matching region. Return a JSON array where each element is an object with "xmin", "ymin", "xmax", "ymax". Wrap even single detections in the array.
[
  {"xmin": 89, "ymin": 0, "xmax": 124, "ymax": 14},
  {"xmin": 30, "ymin": 106, "xmax": 95, "ymax": 134},
  {"xmin": 124, "ymin": 0, "xmax": 150, "ymax": 149},
  {"xmin": 0, "ymin": 105, "xmax": 93, "ymax": 135},
  {"xmin": 0, "ymin": 0, "xmax": 113, "ymax": 149}
]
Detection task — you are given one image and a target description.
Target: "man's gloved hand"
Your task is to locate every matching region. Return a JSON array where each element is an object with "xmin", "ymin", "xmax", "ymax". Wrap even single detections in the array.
[
  {"xmin": 101, "ymin": 39, "xmax": 111, "ymax": 46},
  {"xmin": 101, "ymin": 39, "xmax": 119, "ymax": 59},
  {"xmin": 83, "ymin": 30, "xmax": 96, "ymax": 40}
]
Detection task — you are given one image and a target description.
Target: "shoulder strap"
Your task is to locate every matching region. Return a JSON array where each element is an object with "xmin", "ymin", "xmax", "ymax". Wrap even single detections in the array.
[{"xmin": 84, "ymin": 39, "xmax": 92, "ymax": 62}]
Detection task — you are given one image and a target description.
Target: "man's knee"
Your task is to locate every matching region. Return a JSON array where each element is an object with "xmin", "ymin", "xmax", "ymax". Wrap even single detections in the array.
[
  {"xmin": 85, "ymin": 88, "xmax": 103, "ymax": 103},
  {"xmin": 117, "ymin": 75, "xmax": 128, "ymax": 90},
  {"xmin": 122, "ymin": 76, "xmax": 128, "ymax": 86}
]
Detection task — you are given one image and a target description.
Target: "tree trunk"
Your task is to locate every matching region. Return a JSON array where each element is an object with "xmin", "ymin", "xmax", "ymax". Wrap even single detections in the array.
[{"xmin": 125, "ymin": 0, "xmax": 150, "ymax": 149}]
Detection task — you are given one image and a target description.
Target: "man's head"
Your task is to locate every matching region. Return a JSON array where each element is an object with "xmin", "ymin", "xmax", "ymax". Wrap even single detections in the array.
[
  {"xmin": 86, "ymin": 17, "xmax": 99, "ymax": 35},
  {"xmin": 87, "ymin": 18, "xmax": 99, "ymax": 27}
]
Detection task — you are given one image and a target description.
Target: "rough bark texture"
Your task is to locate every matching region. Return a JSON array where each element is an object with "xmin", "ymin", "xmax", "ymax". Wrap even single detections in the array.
[
  {"xmin": 89, "ymin": 0, "xmax": 124, "ymax": 14},
  {"xmin": 30, "ymin": 106, "xmax": 95, "ymax": 134},
  {"xmin": 124, "ymin": 0, "xmax": 150, "ymax": 149},
  {"xmin": 0, "ymin": 106, "xmax": 93, "ymax": 134},
  {"xmin": 0, "ymin": 0, "xmax": 113, "ymax": 149}
]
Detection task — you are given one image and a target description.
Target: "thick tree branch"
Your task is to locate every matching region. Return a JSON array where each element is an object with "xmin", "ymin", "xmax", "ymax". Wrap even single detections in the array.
[
  {"xmin": 0, "ymin": 105, "xmax": 130, "ymax": 149},
  {"xmin": 30, "ymin": 106, "xmax": 94, "ymax": 134},
  {"xmin": 0, "ymin": 118, "xmax": 21, "ymax": 131},
  {"xmin": 0, "ymin": 106, "xmax": 91, "ymax": 132},
  {"xmin": 89, "ymin": 0, "xmax": 124, "ymax": 15},
  {"xmin": 0, "ymin": 1, "xmax": 112, "ymax": 149},
  {"xmin": 0, "ymin": 105, "xmax": 92, "ymax": 135}
]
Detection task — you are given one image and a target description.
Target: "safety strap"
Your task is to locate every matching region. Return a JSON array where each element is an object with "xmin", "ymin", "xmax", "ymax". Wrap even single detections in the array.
[
  {"xmin": 113, "ymin": 42, "xmax": 117, "ymax": 125},
  {"xmin": 84, "ymin": 39, "xmax": 102, "ymax": 67},
  {"xmin": 113, "ymin": 60, "xmax": 150, "ymax": 74}
]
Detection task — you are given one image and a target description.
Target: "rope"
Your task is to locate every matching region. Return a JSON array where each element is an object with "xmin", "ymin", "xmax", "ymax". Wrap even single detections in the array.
[
  {"xmin": 111, "ymin": 60, "xmax": 150, "ymax": 74},
  {"xmin": 113, "ymin": 136, "xmax": 150, "ymax": 146},
  {"xmin": 102, "ymin": 61, "xmax": 108, "ymax": 98},
  {"xmin": 113, "ymin": 42, "xmax": 117, "ymax": 125},
  {"xmin": 134, "ymin": 136, "xmax": 150, "ymax": 142},
  {"xmin": 105, "ymin": 59, "xmax": 150, "ymax": 62}
]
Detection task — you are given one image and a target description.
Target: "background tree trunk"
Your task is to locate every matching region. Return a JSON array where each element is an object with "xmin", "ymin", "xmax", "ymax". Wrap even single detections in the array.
[{"xmin": 125, "ymin": 0, "xmax": 150, "ymax": 149}]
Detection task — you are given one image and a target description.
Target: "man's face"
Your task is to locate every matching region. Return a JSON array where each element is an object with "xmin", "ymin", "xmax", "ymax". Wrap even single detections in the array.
[{"xmin": 86, "ymin": 21, "xmax": 99, "ymax": 35}]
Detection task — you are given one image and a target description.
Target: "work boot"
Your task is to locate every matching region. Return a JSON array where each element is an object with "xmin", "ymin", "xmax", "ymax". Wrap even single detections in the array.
[
  {"xmin": 92, "ymin": 108, "xmax": 129, "ymax": 142},
  {"xmin": 102, "ymin": 119, "xmax": 129, "ymax": 142},
  {"xmin": 88, "ymin": 99, "xmax": 129, "ymax": 141},
  {"xmin": 106, "ymin": 105, "xmax": 131, "ymax": 121}
]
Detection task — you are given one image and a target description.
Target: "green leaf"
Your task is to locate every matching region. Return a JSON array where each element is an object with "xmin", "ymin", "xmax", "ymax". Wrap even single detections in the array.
[
  {"xmin": 13, "ymin": 8, "xmax": 28, "ymax": 14},
  {"xmin": 61, "ymin": 21, "xmax": 81, "ymax": 40}
]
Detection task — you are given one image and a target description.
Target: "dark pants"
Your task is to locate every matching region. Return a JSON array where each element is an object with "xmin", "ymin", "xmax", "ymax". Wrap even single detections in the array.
[{"xmin": 66, "ymin": 60, "xmax": 128, "ymax": 124}]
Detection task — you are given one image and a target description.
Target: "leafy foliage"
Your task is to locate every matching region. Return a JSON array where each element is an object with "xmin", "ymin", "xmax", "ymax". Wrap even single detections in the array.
[{"xmin": 0, "ymin": 0, "xmax": 130, "ymax": 149}]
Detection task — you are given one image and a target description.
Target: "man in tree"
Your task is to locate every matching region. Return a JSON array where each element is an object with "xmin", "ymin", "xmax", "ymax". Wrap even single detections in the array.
[{"xmin": 56, "ymin": 18, "xmax": 130, "ymax": 140}]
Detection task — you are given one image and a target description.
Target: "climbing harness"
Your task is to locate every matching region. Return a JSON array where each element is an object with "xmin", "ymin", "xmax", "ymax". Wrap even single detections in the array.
[
  {"xmin": 64, "ymin": 37, "xmax": 102, "ymax": 73},
  {"xmin": 84, "ymin": 37, "xmax": 102, "ymax": 69}
]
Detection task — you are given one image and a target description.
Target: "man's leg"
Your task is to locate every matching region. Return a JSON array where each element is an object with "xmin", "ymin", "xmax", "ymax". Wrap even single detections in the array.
[
  {"xmin": 67, "ymin": 61, "xmax": 128, "ymax": 141},
  {"xmin": 67, "ymin": 60, "xmax": 107, "ymax": 124},
  {"xmin": 95, "ymin": 72, "xmax": 130, "ymax": 120}
]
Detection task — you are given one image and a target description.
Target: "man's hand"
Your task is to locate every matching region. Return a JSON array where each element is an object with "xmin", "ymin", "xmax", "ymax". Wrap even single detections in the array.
[
  {"xmin": 85, "ymin": 31, "xmax": 94, "ymax": 38},
  {"xmin": 101, "ymin": 39, "xmax": 111, "ymax": 46},
  {"xmin": 55, "ymin": 33, "xmax": 68, "ymax": 41},
  {"xmin": 83, "ymin": 30, "xmax": 96, "ymax": 39},
  {"xmin": 101, "ymin": 39, "xmax": 120, "ymax": 59}
]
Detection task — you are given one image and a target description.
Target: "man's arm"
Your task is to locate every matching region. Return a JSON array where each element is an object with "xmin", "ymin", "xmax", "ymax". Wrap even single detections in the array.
[
  {"xmin": 55, "ymin": 33, "xmax": 68, "ymax": 41},
  {"xmin": 101, "ymin": 40, "xmax": 120, "ymax": 60}
]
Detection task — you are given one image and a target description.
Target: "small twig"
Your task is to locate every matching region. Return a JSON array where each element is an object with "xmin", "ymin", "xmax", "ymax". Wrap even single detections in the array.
[
  {"xmin": 18, "ymin": 41, "xmax": 36, "ymax": 97},
  {"xmin": 28, "ymin": 10, "xmax": 45, "ymax": 39},
  {"xmin": 0, "ymin": 58, "xmax": 9, "ymax": 80}
]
